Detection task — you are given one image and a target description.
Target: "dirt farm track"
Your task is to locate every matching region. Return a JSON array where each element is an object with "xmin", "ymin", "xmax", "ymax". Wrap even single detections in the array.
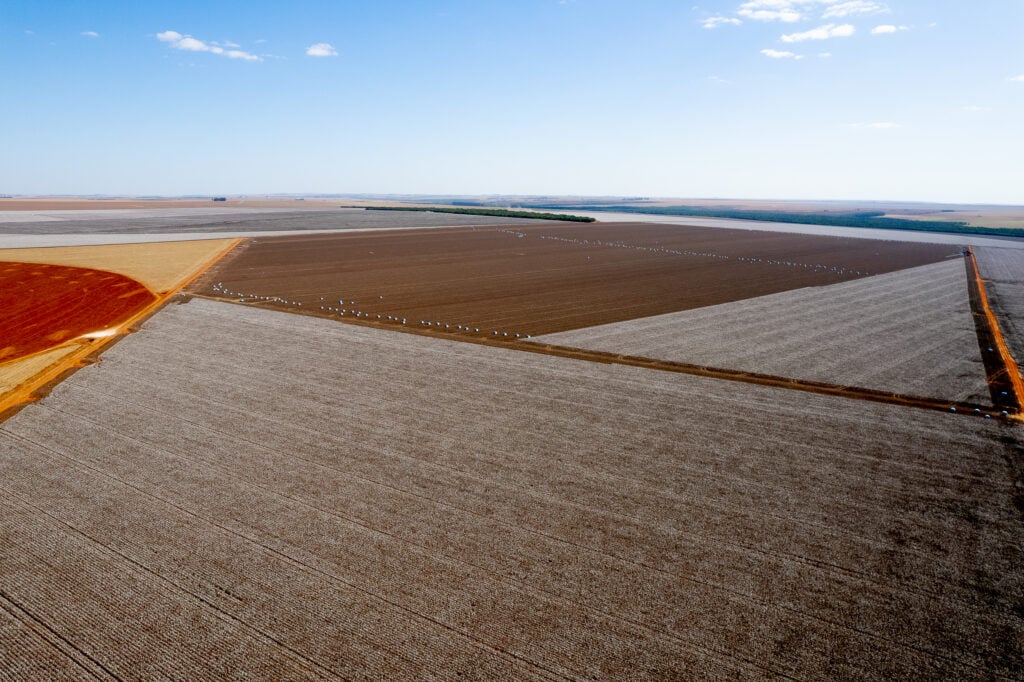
[{"xmin": 0, "ymin": 207, "xmax": 1022, "ymax": 680}]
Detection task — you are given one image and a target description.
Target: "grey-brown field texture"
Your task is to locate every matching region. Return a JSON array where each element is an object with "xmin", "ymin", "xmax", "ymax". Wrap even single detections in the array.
[
  {"xmin": 0, "ymin": 298, "xmax": 1021, "ymax": 680},
  {"xmin": 0, "ymin": 207, "xmax": 563, "ymax": 235},
  {"xmin": 975, "ymin": 246, "xmax": 1024, "ymax": 380},
  {"xmin": 537, "ymin": 258, "xmax": 990, "ymax": 404}
]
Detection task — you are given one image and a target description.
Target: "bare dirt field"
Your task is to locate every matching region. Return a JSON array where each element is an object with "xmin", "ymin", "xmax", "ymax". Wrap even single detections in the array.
[
  {"xmin": 537, "ymin": 259, "xmax": 989, "ymax": 404},
  {"xmin": 191, "ymin": 222, "xmax": 959, "ymax": 337},
  {"xmin": 0, "ymin": 262, "xmax": 155, "ymax": 362},
  {"xmin": 0, "ymin": 298, "xmax": 1020, "ymax": 680}
]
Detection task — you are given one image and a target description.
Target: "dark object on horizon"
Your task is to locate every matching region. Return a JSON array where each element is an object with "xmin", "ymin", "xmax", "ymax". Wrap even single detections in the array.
[
  {"xmin": 359, "ymin": 206, "xmax": 596, "ymax": 223},
  {"xmin": 212, "ymin": 197, "xmax": 227, "ymax": 202}
]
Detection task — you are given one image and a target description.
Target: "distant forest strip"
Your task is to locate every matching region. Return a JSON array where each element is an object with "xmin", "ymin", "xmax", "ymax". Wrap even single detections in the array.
[
  {"xmin": 353, "ymin": 206, "xmax": 596, "ymax": 223},
  {"xmin": 532, "ymin": 205, "xmax": 1024, "ymax": 238}
]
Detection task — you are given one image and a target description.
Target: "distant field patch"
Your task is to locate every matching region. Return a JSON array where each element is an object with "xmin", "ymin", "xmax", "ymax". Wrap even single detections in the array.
[
  {"xmin": 191, "ymin": 222, "xmax": 958, "ymax": 337},
  {"xmin": 0, "ymin": 238, "xmax": 238, "ymax": 293},
  {"xmin": 0, "ymin": 262, "xmax": 155, "ymax": 363}
]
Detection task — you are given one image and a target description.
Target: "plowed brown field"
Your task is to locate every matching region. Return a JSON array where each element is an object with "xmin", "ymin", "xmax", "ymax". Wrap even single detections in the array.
[
  {"xmin": 0, "ymin": 262, "xmax": 155, "ymax": 362},
  {"xmin": 192, "ymin": 222, "xmax": 960, "ymax": 336}
]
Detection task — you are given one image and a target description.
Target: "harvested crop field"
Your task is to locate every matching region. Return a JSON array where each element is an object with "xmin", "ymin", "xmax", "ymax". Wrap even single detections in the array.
[
  {"xmin": 0, "ymin": 298, "xmax": 1021, "ymax": 680},
  {"xmin": 537, "ymin": 258, "xmax": 990, "ymax": 404},
  {"xmin": 191, "ymin": 222, "xmax": 959, "ymax": 336}
]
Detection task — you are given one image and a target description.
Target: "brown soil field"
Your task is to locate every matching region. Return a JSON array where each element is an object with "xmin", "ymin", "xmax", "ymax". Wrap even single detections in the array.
[
  {"xmin": 0, "ymin": 298, "xmax": 1019, "ymax": 679},
  {"xmin": 0, "ymin": 262, "xmax": 155, "ymax": 362},
  {"xmin": 191, "ymin": 222, "xmax": 959, "ymax": 337}
]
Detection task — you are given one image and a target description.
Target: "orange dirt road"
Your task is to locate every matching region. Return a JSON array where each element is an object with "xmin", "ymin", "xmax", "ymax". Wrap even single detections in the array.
[
  {"xmin": 0, "ymin": 262, "xmax": 156, "ymax": 362},
  {"xmin": 966, "ymin": 247, "xmax": 1024, "ymax": 418}
]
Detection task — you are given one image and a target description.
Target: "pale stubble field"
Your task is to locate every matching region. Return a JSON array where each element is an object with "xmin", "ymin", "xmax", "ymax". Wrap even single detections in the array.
[{"xmin": 0, "ymin": 299, "xmax": 1020, "ymax": 680}]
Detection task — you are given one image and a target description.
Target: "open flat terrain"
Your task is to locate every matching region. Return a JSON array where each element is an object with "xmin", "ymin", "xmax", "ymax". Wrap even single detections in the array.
[
  {"xmin": 538, "ymin": 259, "xmax": 989, "ymax": 404},
  {"xmin": 0, "ymin": 207, "xmax": 563, "ymax": 235},
  {"xmin": 0, "ymin": 298, "xmax": 1020, "ymax": 680},
  {"xmin": 192, "ymin": 222, "xmax": 958, "ymax": 337}
]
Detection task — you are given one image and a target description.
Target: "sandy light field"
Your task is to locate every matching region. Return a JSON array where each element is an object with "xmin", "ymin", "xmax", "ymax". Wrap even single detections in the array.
[
  {"xmin": 537, "ymin": 258, "xmax": 989, "ymax": 404},
  {"xmin": 0, "ymin": 238, "xmax": 238, "ymax": 293},
  {"xmin": 0, "ymin": 298, "xmax": 1020, "ymax": 680}
]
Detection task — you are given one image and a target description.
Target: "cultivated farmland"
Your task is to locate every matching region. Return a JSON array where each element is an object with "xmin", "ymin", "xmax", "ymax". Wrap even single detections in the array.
[
  {"xmin": 0, "ymin": 206, "xmax": 564, "ymax": 236},
  {"xmin": 0, "ymin": 298, "xmax": 1020, "ymax": 680},
  {"xmin": 538, "ymin": 258, "xmax": 989, "ymax": 403},
  {"xmin": 191, "ymin": 222, "xmax": 959, "ymax": 337},
  {"xmin": 0, "ymin": 239, "xmax": 238, "ymax": 414},
  {"xmin": 975, "ymin": 246, "xmax": 1024, "ymax": 380},
  {"xmin": 0, "ymin": 262, "xmax": 154, "ymax": 362}
]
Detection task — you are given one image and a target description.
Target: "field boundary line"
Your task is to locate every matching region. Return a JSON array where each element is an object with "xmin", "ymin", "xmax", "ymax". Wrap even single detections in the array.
[
  {"xmin": 514, "ymin": 341, "xmax": 1007, "ymax": 419},
  {"xmin": 965, "ymin": 246, "xmax": 1024, "ymax": 421},
  {"xmin": 0, "ymin": 238, "xmax": 242, "ymax": 420},
  {"xmin": 191, "ymin": 293, "xmax": 1012, "ymax": 421}
]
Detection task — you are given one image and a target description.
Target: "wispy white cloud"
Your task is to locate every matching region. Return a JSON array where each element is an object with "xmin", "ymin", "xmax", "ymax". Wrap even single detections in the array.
[
  {"xmin": 1009, "ymin": 74, "xmax": 1024, "ymax": 82},
  {"xmin": 81, "ymin": 31, "xmax": 99, "ymax": 38},
  {"xmin": 739, "ymin": 2, "xmax": 804, "ymax": 23},
  {"xmin": 702, "ymin": 16, "xmax": 742, "ymax": 29},
  {"xmin": 156, "ymin": 30, "xmax": 262, "ymax": 61},
  {"xmin": 850, "ymin": 121, "xmax": 900, "ymax": 129},
  {"xmin": 782, "ymin": 23, "xmax": 855, "ymax": 42},
  {"xmin": 761, "ymin": 48, "xmax": 804, "ymax": 59},
  {"xmin": 819, "ymin": 51, "xmax": 833, "ymax": 58},
  {"xmin": 822, "ymin": 1, "xmax": 889, "ymax": 18},
  {"xmin": 707, "ymin": 75, "xmax": 732, "ymax": 84},
  {"xmin": 305, "ymin": 42, "xmax": 338, "ymax": 57},
  {"xmin": 870, "ymin": 24, "xmax": 909, "ymax": 34},
  {"xmin": 24, "ymin": 29, "xmax": 34, "ymax": 35}
]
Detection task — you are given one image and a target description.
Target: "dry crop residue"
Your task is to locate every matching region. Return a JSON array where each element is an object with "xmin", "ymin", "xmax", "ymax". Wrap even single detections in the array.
[
  {"xmin": 537, "ymin": 258, "xmax": 990, "ymax": 405},
  {"xmin": 0, "ymin": 298, "xmax": 1019, "ymax": 679},
  {"xmin": 0, "ymin": 261, "xmax": 155, "ymax": 362},
  {"xmin": 191, "ymin": 222, "xmax": 959, "ymax": 337}
]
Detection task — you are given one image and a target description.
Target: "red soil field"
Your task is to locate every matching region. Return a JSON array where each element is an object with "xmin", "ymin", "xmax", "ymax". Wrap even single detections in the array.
[
  {"xmin": 0, "ymin": 262, "xmax": 156, "ymax": 362},
  {"xmin": 192, "ymin": 222, "xmax": 961, "ymax": 337}
]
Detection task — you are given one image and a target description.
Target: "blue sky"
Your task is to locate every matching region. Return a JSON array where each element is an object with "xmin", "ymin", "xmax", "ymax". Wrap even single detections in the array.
[{"xmin": 1, "ymin": 1, "xmax": 1021, "ymax": 203}]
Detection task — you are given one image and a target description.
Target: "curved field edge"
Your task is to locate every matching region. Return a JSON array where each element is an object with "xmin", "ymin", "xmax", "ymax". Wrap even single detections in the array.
[
  {"xmin": 0, "ymin": 239, "xmax": 240, "ymax": 417},
  {"xmin": 0, "ymin": 238, "xmax": 239, "ymax": 293},
  {"xmin": 536, "ymin": 258, "xmax": 989, "ymax": 405}
]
